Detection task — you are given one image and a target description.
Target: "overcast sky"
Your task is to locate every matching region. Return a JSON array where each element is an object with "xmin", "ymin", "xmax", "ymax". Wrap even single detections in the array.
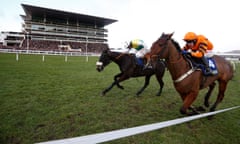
[{"xmin": 1, "ymin": 0, "xmax": 239, "ymax": 52}]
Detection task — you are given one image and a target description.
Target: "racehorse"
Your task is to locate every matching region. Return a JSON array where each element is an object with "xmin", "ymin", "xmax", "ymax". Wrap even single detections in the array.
[
  {"xmin": 96, "ymin": 48, "xmax": 166, "ymax": 96},
  {"xmin": 146, "ymin": 32, "xmax": 234, "ymax": 115}
]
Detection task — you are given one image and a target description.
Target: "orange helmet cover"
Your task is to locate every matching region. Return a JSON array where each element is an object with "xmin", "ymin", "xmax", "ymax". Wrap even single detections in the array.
[{"xmin": 183, "ymin": 32, "xmax": 197, "ymax": 41}]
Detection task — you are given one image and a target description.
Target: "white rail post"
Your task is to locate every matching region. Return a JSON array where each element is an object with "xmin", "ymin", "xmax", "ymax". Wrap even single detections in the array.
[
  {"xmin": 16, "ymin": 53, "xmax": 19, "ymax": 61},
  {"xmin": 65, "ymin": 55, "xmax": 68, "ymax": 62}
]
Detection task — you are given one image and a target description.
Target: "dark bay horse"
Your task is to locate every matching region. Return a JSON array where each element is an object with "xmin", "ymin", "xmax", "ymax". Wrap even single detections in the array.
[
  {"xmin": 96, "ymin": 48, "xmax": 166, "ymax": 96},
  {"xmin": 146, "ymin": 33, "xmax": 234, "ymax": 115}
]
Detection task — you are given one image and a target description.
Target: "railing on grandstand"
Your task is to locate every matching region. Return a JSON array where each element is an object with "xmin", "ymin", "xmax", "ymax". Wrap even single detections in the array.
[{"xmin": 0, "ymin": 49, "xmax": 100, "ymax": 56}]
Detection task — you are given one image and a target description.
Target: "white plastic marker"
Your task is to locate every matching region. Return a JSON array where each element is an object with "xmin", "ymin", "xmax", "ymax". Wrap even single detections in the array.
[
  {"xmin": 16, "ymin": 53, "xmax": 19, "ymax": 61},
  {"xmin": 37, "ymin": 106, "xmax": 240, "ymax": 144},
  {"xmin": 42, "ymin": 55, "xmax": 45, "ymax": 62}
]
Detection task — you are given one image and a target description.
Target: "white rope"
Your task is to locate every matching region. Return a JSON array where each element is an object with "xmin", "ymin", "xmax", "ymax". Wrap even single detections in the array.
[{"xmin": 36, "ymin": 106, "xmax": 240, "ymax": 144}]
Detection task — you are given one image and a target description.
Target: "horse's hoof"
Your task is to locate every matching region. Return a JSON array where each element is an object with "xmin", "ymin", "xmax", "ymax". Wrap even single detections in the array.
[
  {"xmin": 187, "ymin": 111, "xmax": 200, "ymax": 116},
  {"xmin": 207, "ymin": 115, "xmax": 215, "ymax": 120},
  {"xmin": 101, "ymin": 92, "xmax": 106, "ymax": 96},
  {"xmin": 196, "ymin": 106, "xmax": 206, "ymax": 112},
  {"xmin": 180, "ymin": 108, "xmax": 187, "ymax": 115},
  {"xmin": 204, "ymin": 101, "xmax": 210, "ymax": 107},
  {"xmin": 210, "ymin": 106, "xmax": 216, "ymax": 112},
  {"xmin": 119, "ymin": 86, "xmax": 124, "ymax": 89}
]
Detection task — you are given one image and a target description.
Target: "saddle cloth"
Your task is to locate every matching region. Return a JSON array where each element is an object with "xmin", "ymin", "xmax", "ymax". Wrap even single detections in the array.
[{"xmin": 195, "ymin": 57, "xmax": 218, "ymax": 76}]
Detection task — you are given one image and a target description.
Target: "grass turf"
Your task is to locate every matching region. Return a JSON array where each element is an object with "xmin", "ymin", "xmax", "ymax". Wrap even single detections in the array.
[{"xmin": 0, "ymin": 53, "xmax": 240, "ymax": 144}]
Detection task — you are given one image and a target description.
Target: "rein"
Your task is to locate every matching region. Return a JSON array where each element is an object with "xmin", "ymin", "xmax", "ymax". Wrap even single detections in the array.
[
  {"xmin": 168, "ymin": 53, "xmax": 183, "ymax": 64},
  {"xmin": 164, "ymin": 39, "xmax": 195, "ymax": 83},
  {"xmin": 115, "ymin": 53, "xmax": 126, "ymax": 60},
  {"xmin": 150, "ymin": 54, "xmax": 160, "ymax": 59},
  {"xmin": 151, "ymin": 40, "xmax": 182, "ymax": 64}
]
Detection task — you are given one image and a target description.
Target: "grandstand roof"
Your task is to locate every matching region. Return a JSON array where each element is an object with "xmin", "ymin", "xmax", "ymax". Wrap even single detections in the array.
[{"xmin": 21, "ymin": 4, "xmax": 117, "ymax": 27}]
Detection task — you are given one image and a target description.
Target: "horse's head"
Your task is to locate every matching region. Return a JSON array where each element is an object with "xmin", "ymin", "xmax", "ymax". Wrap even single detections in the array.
[
  {"xmin": 96, "ymin": 49, "xmax": 112, "ymax": 72},
  {"xmin": 149, "ymin": 32, "xmax": 174, "ymax": 59}
]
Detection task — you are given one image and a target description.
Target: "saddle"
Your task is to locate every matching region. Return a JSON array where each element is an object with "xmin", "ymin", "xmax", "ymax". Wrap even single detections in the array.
[{"xmin": 183, "ymin": 54, "xmax": 218, "ymax": 76}]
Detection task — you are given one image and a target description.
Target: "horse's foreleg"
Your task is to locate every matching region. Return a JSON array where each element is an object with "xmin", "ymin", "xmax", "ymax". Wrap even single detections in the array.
[
  {"xmin": 114, "ymin": 73, "xmax": 124, "ymax": 89},
  {"xmin": 204, "ymin": 82, "xmax": 216, "ymax": 107},
  {"xmin": 102, "ymin": 81, "xmax": 117, "ymax": 96},
  {"xmin": 136, "ymin": 76, "xmax": 150, "ymax": 96},
  {"xmin": 180, "ymin": 92, "xmax": 199, "ymax": 115},
  {"xmin": 155, "ymin": 74, "xmax": 165, "ymax": 96},
  {"xmin": 101, "ymin": 73, "xmax": 123, "ymax": 96},
  {"xmin": 210, "ymin": 81, "xmax": 227, "ymax": 112}
]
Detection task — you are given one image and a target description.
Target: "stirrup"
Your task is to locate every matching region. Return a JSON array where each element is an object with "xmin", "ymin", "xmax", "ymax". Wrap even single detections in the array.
[
  {"xmin": 143, "ymin": 64, "xmax": 152, "ymax": 69},
  {"xmin": 205, "ymin": 68, "xmax": 213, "ymax": 75}
]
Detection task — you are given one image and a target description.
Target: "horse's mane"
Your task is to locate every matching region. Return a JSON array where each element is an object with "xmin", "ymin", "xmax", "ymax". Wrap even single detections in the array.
[
  {"xmin": 102, "ymin": 48, "xmax": 122, "ymax": 55},
  {"xmin": 159, "ymin": 33, "xmax": 182, "ymax": 53},
  {"xmin": 170, "ymin": 39, "xmax": 182, "ymax": 52}
]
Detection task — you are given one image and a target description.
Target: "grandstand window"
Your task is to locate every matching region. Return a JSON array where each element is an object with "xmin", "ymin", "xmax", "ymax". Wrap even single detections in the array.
[
  {"xmin": 39, "ymin": 27, "xmax": 45, "ymax": 31},
  {"xmin": 96, "ymin": 32, "xmax": 104, "ymax": 36},
  {"xmin": 78, "ymin": 37, "xmax": 86, "ymax": 41},
  {"xmin": 79, "ymin": 31, "xmax": 87, "ymax": 35},
  {"xmin": 32, "ymin": 36, "xmax": 44, "ymax": 40},
  {"xmin": 46, "ymin": 26, "xmax": 56, "ymax": 32},
  {"xmin": 68, "ymin": 20, "xmax": 77, "ymax": 26},
  {"xmin": 32, "ymin": 16, "xmax": 44, "ymax": 23},
  {"xmin": 31, "ymin": 25, "xmax": 38, "ymax": 30},
  {"xmin": 56, "ymin": 28, "xmax": 63, "ymax": 32}
]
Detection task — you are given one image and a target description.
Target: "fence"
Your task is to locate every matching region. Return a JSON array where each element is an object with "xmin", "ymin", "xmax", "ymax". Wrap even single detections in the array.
[
  {"xmin": 0, "ymin": 48, "xmax": 100, "ymax": 62},
  {"xmin": 0, "ymin": 48, "xmax": 100, "ymax": 56}
]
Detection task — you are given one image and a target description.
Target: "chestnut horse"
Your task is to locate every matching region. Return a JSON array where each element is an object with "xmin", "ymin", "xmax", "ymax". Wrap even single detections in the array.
[
  {"xmin": 96, "ymin": 48, "xmax": 166, "ymax": 96},
  {"xmin": 147, "ymin": 33, "xmax": 234, "ymax": 115}
]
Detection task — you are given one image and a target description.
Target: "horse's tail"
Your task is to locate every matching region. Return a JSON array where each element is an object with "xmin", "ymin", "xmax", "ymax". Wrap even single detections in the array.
[
  {"xmin": 230, "ymin": 61, "xmax": 236, "ymax": 72},
  {"xmin": 229, "ymin": 60, "xmax": 236, "ymax": 80}
]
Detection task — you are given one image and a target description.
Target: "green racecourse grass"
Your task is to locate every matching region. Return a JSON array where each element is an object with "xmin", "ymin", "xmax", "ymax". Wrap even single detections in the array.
[{"xmin": 0, "ymin": 53, "xmax": 240, "ymax": 144}]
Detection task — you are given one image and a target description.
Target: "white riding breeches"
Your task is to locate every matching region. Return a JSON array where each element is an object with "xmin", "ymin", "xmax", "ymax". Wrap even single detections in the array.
[{"xmin": 136, "ymin": 48, "xmax": 150, "ymax": 58}]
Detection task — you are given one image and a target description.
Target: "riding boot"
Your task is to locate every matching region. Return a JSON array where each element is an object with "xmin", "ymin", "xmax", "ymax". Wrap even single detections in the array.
[{"xmin": 202, "ymin": 56, "xmax": 212, "ymax": 75}]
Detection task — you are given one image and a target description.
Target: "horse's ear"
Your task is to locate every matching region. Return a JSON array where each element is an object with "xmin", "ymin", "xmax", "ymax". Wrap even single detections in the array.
[
  {"xmin": 102, "ymin": 47, "xmax": 110, "ymax": 53},
  {"xmin": 103, "ymin": 47, "xmax": 109, "ymax": 51},
  {"xmin": 169, "ymin": 32, "xmax": 174, "ymax": 38},
  {"xmin": 159, "ymin": 32, "xmax": 165, "ymax": 39}
]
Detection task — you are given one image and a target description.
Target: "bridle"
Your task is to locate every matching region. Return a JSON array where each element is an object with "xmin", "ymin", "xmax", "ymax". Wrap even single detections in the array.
[
  {"xmin": 99, "ymin": 50, "xmax": 128, "ymax": 66},
  {"xmin": 152, "ymin": 38, "xmax": 183, "ymax": 64},
  {"xmin": 115, "ymin": 52, "xmax": 126, "ymax": 60}
]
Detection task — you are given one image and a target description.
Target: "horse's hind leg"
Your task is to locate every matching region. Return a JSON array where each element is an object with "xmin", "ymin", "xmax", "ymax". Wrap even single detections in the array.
[
  {"xmin": 136, "ymin": 76, "xmax": 150, "ymax": 96},
  {"xmin": 210, "ymin": 81, "xmax": 228, "ymax": 112},
  {"xmin": 204, "ymin": 82, "xmax": 216, "ymax": 107}
]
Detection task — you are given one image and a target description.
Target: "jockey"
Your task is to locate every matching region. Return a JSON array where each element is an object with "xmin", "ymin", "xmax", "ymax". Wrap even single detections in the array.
[
  {"xmin": 126, "ymin": 39, "xmax": 151, "ymax": 68},
  {"xmin": 182, "ymin": 32, "xmax": 214, "ymax": 75}
]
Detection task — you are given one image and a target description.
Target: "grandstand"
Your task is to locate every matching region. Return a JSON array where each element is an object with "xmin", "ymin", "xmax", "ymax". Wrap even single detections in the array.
[
  {"xmin": 0, "ymin": 31, "xmax": 24, "ymax": 49},
  {"xmin": 0, "ymin": 4, "xmax": 117, "ymax": 53}
]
